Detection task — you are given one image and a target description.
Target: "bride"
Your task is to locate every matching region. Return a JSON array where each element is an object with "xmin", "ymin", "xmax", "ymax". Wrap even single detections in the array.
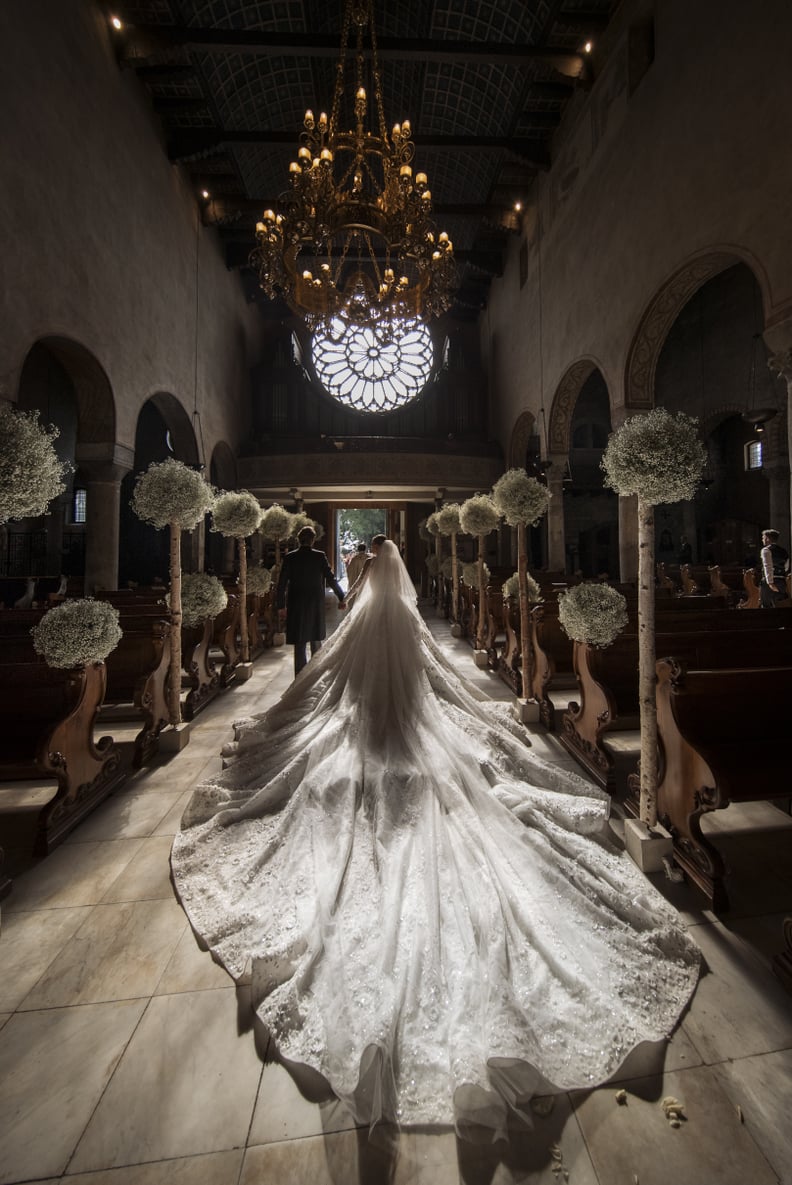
[{"xmin": 171, "ymin": 540, "xmax": 699, "ymax": 1132}]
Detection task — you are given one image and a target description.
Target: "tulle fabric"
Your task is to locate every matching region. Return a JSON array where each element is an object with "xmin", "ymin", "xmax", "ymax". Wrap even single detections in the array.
[{"xmin": 171, "ymin": 542, "xmax": 700, "ymax": 1134}]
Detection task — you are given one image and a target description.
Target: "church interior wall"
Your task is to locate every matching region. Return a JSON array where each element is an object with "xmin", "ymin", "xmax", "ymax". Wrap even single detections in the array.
[
  {"xmin": 0, "ymin": 1, "xmax": 260, "ymax": 467},
  {"xmin": 485, "ymin": 0, "xmax": 792, "ymax": 452}
]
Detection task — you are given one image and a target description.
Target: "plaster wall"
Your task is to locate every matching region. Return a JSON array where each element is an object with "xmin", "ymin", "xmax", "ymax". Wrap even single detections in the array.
[
  {"xmin": 485, "ymin": 0, "xmax": 792, "ymax": 447},
  {"xmin": 0, "ymin": 1, "xmax": 260, "ymax": 461}
]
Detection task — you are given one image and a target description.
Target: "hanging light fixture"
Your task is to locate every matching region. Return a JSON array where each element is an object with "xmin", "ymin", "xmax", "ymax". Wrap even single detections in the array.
[{"xmin": 250, "ymin": 0, "xmax": 457, "ymax": 332}]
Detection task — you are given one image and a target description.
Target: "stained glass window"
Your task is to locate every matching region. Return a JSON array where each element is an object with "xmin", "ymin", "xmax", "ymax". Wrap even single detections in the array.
[{"xmin": 313, "ymin": 318, "xmax": 434, "ymax": 412}]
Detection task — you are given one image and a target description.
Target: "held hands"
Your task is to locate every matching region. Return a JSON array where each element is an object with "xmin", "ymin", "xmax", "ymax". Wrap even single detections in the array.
[{"xmin": 338, "ymin": 600, "xmax": 347, "ymax": 610}]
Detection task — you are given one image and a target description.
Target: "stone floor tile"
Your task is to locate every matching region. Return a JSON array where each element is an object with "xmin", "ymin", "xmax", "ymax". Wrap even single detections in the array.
[
  {"xmin": 100, "ymin": 836, "xmax": 176, "ymax": 902},
  {"xmin": 19, "ymin": 899, "xmax": 187, "ymax": 1009},
  {"xmin": 70, "ymin": 987, "xmax": 262, "ymax": 1172},
  {"xmin": 63, "ymin": 790, "xmax": 184, "ymax": 844},
  {"xmin": 572, "ymin": 1063, "xmax": 778, "ymax": 1185},
  {"xmin": 0, "ymin": 905, "xmax": 92, "ymax": 1011},
  {"xmin": 144, "ymin": 755, "xmax": 223, "ymax": 796},
  {"xmin": 606, "ymin": 1022, "xmax": 705, "ymax": 1083},
  {"xmin": 154, "ymin": 921, "xmax": 233, "ymax": 995},
  {"xmin": 240, "ymin": 1131, "xmax": 360, "ymax": 1185},
  {"xmin": 0, "ymin": 999, "xmax": 147, "ymax": 1185},
  {"xmin": 684, "ymin": 919, "xmax": 792, "ymax": 1062},
  {"xmin": 61, "ymin": 1148, "xmax": 244, "ymax": 1185},
  {"xmin": 150, "ymin": 792, "xmax": 193, "ymax": 837},
  {"xmin": 729, "ymin": 910, "xmax": 791, "ymax": 972},
  {"xmin": 0, "ymin": 1014, "xmax": 10, "ymax": 1034},
  {"xmin": 711, "ymin": 1048, "xmax": 792, "ymax": 1185},
  {"xmin": 4, "ymin": 839, "xmax": 145, "ymax": 913},
  {"xmin": 248, "ymin": 1060, "xmax": 358, "ymax": 1145}
]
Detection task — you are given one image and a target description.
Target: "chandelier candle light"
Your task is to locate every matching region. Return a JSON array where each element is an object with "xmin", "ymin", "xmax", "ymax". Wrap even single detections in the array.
[{"xmin": 251, "ymin": 0, "xmax": 456, "ymax": 332}]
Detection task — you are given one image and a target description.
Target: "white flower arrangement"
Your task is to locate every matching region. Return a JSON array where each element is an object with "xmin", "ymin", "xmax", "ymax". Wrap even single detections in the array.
[
  {"xmin": 0, "ymin": 404, "xmax": 70, "ymax": 524},
  {"xmin": 31, "ymin": 598, "xmax": 122, "ymax": 669},
  {"xmin": 462, "ymin": 561, "xmax": 491, "ymax": 587},
  {"xmin": 440, "ymin": 556, "xmax": 454, "ymax": 578},
  {"xmin": 435, "ymin": 503, "xmax": 462, "ymax": 535},
  {"xmin": 492, "ymin": 469, "xmax": 551, "ymax": 526},
  {"xmin": 259, "ymin": 503, "xmax": 293, "ymax": 541},
  {"xmin": 289, "ymin": 511, "xmax": 325, "ymax": 540},
  {"xmin": 131, "ymin": 458, "xmax": 215, "ymax": 530},
  {"xmin": 502, "ymin": 571, "xmax": 541, "ymax": 601},
  {"xmin": 426, "ymin": 512, "xmax": 442, "ymax": 536},
  {"xmin": 173, "ymin": 572, "xmax": 228, "ymax": 628},
  {"xmin": 246, "ymin": 566, "xmax": 274, "ymax": 597},
  {"xmin": 459, "ymin": 493, "xmax": 500, "ymax": 537},
  {"xmin": 417, "ymin": 517, "xmax": 432, "ymax": 543},
  {"xmin": 558, "ymin": 583, "xmax": 628, "ymax": 648},
  {"xmin": 601, "ymin": 408, "xmax": 706, "ymax": 504},
  {"xmin": 426, "ymin": 554, "xmax": 440, "ymax": 576},
  {"xmin": 211, "ymin": 490, "xmax": 262, "ymax": 538}
]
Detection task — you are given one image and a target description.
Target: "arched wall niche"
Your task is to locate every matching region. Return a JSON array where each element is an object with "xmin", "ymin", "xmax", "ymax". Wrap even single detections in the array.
[
  {"xmin": 20, "ymin": 336, "xmax": 117, "ymax": 449},
  {"xmin": 623, "ymin": 247, "xmax": 773, "ymax": 412},
  {"xmin": 547, "ymin": 358, "xmax": 603, "ymax": 455},
  {"xmin": 210, "ymin": 441, "xmax": 237, "ymax": 491},
  {"xmin": 144, "ymin": 391, "xmax": 199, "ymax": 466},
  {"xmin": 508, "ymin": 410, "xmax": 536, "ymax": 468}
]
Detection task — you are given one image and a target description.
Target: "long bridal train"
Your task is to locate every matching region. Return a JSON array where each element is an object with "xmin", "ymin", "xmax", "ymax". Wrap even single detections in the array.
[{"xmin": 170, "ymin": 542, "xmax": 700, "ymax": 1132}]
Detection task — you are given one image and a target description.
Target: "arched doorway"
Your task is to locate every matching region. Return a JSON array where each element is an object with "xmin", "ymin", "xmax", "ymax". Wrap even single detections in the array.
[{"xmin": 119, "ymin": 395, "xmax": 199, "ymax": 587}]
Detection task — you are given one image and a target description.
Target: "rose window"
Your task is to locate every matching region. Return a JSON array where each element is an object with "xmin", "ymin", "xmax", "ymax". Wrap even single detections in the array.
[{"xmin": 313, "ymin": 318, "xmax": 434, "ymax": 412}]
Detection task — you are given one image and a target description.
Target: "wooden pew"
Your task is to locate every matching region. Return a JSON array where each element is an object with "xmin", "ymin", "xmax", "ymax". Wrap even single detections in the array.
[
  {"xmin": 211, "ymin": 593, "xmax": 242, "ymax": 685},
  {"xmin": 0, "ymin": 659, "xmax": 125, "ymax": 855},
  {"xmin": 181, "ymin": 617, "xmax": 221, "ymax": 720},
  {"xmin": 559, "ymin": 611, "xmax": 792, "ymax": 788},
  {"xmin": 102, "ymin": 613, "xmax": 172, "ymax": 766},
  {"xmin": 650, "ymin": 657, "xmax": 792, "ymax": 910}
]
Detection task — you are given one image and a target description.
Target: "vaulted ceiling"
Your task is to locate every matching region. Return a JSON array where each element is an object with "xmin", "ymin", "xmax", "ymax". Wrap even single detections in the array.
[{"xmin": 113, "ymin": 0, "xmax": 617, "ymax": 320}]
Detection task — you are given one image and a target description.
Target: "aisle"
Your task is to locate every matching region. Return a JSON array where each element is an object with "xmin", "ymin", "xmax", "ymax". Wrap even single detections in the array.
[{"xmin": 0, "ymin": 605, "xmax": 791, "ymax": 1185}]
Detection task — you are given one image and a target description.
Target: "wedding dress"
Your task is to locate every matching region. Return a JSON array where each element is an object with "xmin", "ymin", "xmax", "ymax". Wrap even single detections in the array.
[{"xmin": 171, "ymin": 541, "xmax": 700, "ymax": 1132}]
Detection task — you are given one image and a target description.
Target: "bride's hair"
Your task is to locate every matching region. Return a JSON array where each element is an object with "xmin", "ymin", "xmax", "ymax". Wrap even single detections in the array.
[{"xmin": 372, "ymin": 533, "xmax": 387, "ymax": 546}]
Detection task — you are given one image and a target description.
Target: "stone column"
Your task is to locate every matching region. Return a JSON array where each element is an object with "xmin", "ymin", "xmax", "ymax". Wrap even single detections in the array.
[
  {"xmin": 546, "ymin": 454, "xmax": 566, "ymax": 572},
  {"xmin": 76, "ymin": 445, "xmax": 134, "ymax": 594},
  {"xmin": 765, "ymin": 459, "xmax": 790, "ymax": 547}
]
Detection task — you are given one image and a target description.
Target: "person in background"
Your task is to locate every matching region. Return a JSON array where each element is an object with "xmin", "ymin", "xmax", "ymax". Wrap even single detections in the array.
[
  {"xmin": 276, "ymin": 525, "xmax": 346, "ymax": 675},
  {"xmin": 345, "ymin": 541, "xmax": 370, "ymax": 589},
  {"xmin": 759, "ymin": 528, "xmax": 790, "ymax": 607}
]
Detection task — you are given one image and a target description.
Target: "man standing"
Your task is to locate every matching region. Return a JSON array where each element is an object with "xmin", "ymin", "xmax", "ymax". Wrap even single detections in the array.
[
  {"xmin": 276, "ymin": 525, "xmax": 346, "ymax": 675},
  {"xmin": 345, "ymin": 542, "xmax": 370, "ymax": 588},
  {"xmin": 760, "ymin": 528, "xmax": 790, "ymax": 607}
]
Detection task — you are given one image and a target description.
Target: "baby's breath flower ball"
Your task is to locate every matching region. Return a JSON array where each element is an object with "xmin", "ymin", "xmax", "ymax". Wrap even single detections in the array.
[
  {"xmin": 502, "ymin": 572, "xmax": 541, "ymax": 601},
  {"xmin": 462, "ymin": 561, "xmax": 491, "ymax": 587},
  {"xmin": 558, "ymin": 583, "xmax": 628, "ymax": 648},
  {"xmin": 211, "ymin": 490, "xmax": 262, "ymax": 538},
  {"xmin": 173, "ymin": 573, "xmax": 228, "ymax": 628},
  {"xmin": 246, "ymin": 566, "xmax": 274, "ymax": 597},
  {"xmin": 435, "ymin": 503, "xmax": 462, "ymax": 536},
  {"xmin": 492, "ymin": 469, "xmax": 551, "ymax": 527},
  {"xmin": 131, "ymin": 458, "xmax": 215, "ymax": 530},
  {"xmin": 0, "ymin": 405, "xmax": 70, "ymax": 524},
  {"xmin": 289, "ymin": 511, "xmax": 324, "ymax": 540},
  {"xmin": 259, "ymin": 503, "xmax": 293, "ymax": 541},
  {"xmin": 426, "ymin": 554, "xmax": 440, "ymax": 576},
  {"xmin": 426, "ymin": 512, "xmax": 442, "ymax": 537},
  {"xmin": 601, "ymin": 408, "xmax": 706, "ymax": 503},
  {"xmin": 459, "ymin": 494, "xmax": 500, "ymax": 537},
  {"xmin": 31, "ymin": 599, "xmax": 122, "ymax": 669},
  {"xmin": 440, "ymin": 556, "xmax": 454, "ymax": 578}
]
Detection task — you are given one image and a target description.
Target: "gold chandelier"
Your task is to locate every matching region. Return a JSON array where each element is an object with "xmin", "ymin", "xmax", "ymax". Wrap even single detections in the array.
[{"xmin": 251, "ymin": 0, "xmax": 457, "ymax": 329}]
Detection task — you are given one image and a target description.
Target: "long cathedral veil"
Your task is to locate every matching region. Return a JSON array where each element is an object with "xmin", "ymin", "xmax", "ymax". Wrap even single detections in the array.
[{"xmin": 171, "ymin": 533, "xmax": 700, "ymax": 1134}]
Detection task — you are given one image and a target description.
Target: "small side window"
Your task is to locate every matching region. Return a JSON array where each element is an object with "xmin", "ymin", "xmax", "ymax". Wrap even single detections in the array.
[
  {"xmin": 745, "ymin": 440, "xmax": 762, "ymax": 470},
  {"xmin": 72, "ymin": 487, "xmax": 87, "ymax": 524}
]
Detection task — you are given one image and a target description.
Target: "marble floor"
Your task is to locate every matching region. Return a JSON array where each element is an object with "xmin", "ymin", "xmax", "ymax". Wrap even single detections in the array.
[{"xmin": 1, "ymin": 605, "xmax": 792, "ymax": 1185}]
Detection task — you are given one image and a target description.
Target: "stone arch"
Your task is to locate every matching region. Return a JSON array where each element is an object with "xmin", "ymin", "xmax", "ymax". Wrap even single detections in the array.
[
  {"xmin": 547, "ymin": 358, "xmax": 604, "ymax": 455},
  {"xmin": 210, "ymin": 440, "xmax": 237, "ymax": 491},
  {"xmin": 624, "ymin": 246, "xmax": 773, "ymax": 411},
  {"xmin": 508, "ymin": 410, "xmax": 536, "ymax": 468},
  {"xmin": 19, "ymin": 336, "xmax": 117, "ymax": 450},
  {"xmin": 144, "ymin": 391, "xmax": 199, "ymax": 466}
]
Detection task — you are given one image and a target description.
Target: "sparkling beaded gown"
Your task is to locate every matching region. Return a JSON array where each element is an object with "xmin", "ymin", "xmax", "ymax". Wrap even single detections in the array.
[{"xmin": 171, "ymin": 541, "xmax": 699, "ymax": 1132}]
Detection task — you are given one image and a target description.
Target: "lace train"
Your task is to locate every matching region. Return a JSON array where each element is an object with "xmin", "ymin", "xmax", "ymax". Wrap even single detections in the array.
[{"xmin": 171, "ymin": 543, "xmax": 700, "ymax": 1131}]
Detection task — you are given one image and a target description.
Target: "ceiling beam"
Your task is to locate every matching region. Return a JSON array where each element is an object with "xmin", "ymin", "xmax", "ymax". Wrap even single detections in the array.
[
  {"xmin": 207, "ymin": 198, "xmax": 522, "ymax": 219},
  {"xmin": 169, "ymin": 129, "xmax": 550, "ymax": 168},
  {"xmin": 122, "ymin": 26, "xmax": 588, "ymax": 77}
]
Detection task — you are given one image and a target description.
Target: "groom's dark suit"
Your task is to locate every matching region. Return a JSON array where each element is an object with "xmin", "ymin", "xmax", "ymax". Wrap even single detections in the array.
[{"xmin": 276, "ymin": 543, "xmax": 345, "ymax": 674}]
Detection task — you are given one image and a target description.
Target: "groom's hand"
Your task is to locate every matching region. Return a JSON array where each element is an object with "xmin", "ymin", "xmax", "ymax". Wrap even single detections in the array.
[{"xmin": 338, "ymin": 599, "xmax": 347, "ymax": 610}]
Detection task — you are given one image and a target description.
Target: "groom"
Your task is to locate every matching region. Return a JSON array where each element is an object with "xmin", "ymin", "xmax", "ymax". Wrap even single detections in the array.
[{"xmin": 276, "ymin": 525, "xmax": 346, "ymax": 675}]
